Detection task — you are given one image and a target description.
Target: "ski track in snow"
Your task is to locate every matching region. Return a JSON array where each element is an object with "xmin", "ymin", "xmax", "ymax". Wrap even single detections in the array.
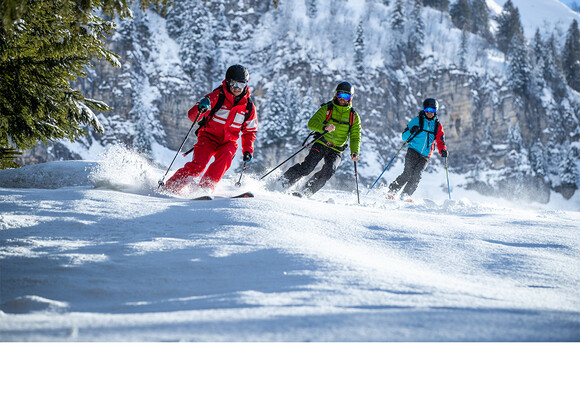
[{"xmin": 0, "ymin": 159, "xmax": 579, "ymax": 342}]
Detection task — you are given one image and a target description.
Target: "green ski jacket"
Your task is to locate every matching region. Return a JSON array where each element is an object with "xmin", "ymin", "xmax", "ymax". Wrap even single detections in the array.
[{"xmin": 307, "ymin": 100, "xmax": 361, "ymax": 155}]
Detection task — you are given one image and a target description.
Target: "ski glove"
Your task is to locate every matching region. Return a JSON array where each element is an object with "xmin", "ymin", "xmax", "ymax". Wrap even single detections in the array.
[
  {"xmin": 410, "ymin": 125, "xmax": 420, "ymax": 134},
  {"xmin": 199, "ymin": 97, "xmax": 211, "ymax": 113},
  {"xmin": 441, "ymin": 149, "xmax": 448, "ymax": 158},
  {"xmin": 243, "ymin": 151, "xmax": 252, "ymax": 162}
]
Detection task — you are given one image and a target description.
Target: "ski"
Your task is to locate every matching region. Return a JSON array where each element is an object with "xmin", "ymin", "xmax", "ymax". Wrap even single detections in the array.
[
  {"xmin": 231, "ymin": 191, "xmax": 254, "ymax": 198},
  {"xmin": 192, "ymin": 191, "xmax": 254, "ymax": 201}
]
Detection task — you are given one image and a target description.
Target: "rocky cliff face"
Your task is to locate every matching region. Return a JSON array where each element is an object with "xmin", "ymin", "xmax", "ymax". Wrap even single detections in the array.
[{"xmin": 20, "ymin": 0, "xmax": 580, "ymax": 202}]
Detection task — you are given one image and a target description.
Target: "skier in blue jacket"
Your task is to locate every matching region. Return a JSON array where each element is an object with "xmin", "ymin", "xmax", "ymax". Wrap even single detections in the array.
[{"xmin": 387, "ymin": 98, "xmax": 448, "ymax": 200}]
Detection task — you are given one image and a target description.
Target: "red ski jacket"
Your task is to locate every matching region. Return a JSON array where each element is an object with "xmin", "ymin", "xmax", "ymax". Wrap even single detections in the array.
[{"xmin": 188, "ymin": 81, "xmax": 258, "ymax": 154}]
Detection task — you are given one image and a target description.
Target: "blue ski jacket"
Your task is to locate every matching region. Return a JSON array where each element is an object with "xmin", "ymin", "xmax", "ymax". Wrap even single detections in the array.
[{"xmin": 402, "ymin": 112, "xmax": 447, "ymax": 157}]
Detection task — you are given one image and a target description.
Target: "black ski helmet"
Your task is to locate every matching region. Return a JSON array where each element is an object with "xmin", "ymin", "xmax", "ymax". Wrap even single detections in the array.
[
  {"xmin": 336, "ymin": 81, "xmax": 354, "ymax": 95},
  {"xmin": 226, "ymin": 64, "xmax": 249, "ymax": 83},
  {"xmin": 422, "ymin": 98, "xmax": 439, "ymax": 112}
]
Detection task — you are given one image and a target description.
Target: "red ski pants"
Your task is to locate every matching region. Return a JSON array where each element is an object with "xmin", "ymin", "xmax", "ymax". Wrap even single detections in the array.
[{"xmin": 165, "ymin": 137, "xmax": 238, "ymax": 191}]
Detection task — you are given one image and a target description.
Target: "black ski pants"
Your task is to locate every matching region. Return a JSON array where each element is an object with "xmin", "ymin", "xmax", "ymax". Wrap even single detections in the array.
[
  {"xmin": 388, "ymin": 148, "xmax": 430, "ymax": 197},
  {"xmin": 282, "ymin": 143, "xmax": 342, "ymax": 196}
]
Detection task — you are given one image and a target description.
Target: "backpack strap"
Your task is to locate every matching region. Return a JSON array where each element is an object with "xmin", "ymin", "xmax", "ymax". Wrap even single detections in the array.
[
  {"xmin": 348, "ymin": 109, "xmax": 356, "ymax": 135},
  {"xmin": 322, "ymin": 101, "xmax": 334, "ymax": 124},
  {"xmin": 198, "ymin": 86, "xmax": 225, "ymax": 128},
  {"xmin": 200, "ymin": 88, "xmax": 254, "ymax": 128},
  {"xmin": 244, "ymin": 95, "xmax": 254, "ymax": 123},
  {"xmin": 418, "ymin": 111, "xmax": 440, "ymax": 137},
  {"xmin": 186, "ymin": 88, "xmax": 248, "ymax": 156},
  {"xmin": 304, "ymin": 102, "xmax": 356, "ymax": 147},
  {"xmin": 434, "ymin": 119, "xmax": 443, "ymax": 144},
  {"xmin": 323, "ymin": 101, "xmax": 356, "ymax": 131},
  {"xmin": 321, "ymin": 101, "xmax": 357, "ymax": 135},
  {"xmin": 415, "ymin": 112, "xmax": 441, "ymax": 145}
]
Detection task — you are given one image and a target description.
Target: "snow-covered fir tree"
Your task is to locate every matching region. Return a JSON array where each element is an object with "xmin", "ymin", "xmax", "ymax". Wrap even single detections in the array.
[
  {"xmin": 459, "ymin": 29, "xmax": 469, "ymax": 70},
  {"xmin": 306, "ymin": 0, "xmax": 318, "ymax": 19},
  {"xmin": 530, "ymin": 30, "xmax": 548, "ymax": 94},
  {"xmin": 543, "ymin": 34, "xmax": 568, "ymax": 101},
  {"xmin": 499, "ymin": 122, "xmax": 534, "ymax": 200},
  {"xmin": 507, "ymin": 122, "xmax": 523, "ymax": 153},
  {"xmin": 563, "ymin": 19, "xmax": 580, "ymax": 91},
  {"xmin": 507, "ymin": 30, "xmax": 532, "ymax": 96},
  {"xmin": 166, "ymin": 0, "xmax": 213, "ymax": 89},
  {"xmin": 532, "ymin": 29, "xmax": 544, "ymax": 67},
  {"xmin": 423, "ymin": 0, "xmax": 449, "ymax": 11},
  {"xmin": 389, "ymin": 0, "xmax": 406, "ymax": 67},
  {"xmin": 495, "ymin": 0, "xmax": 523, "ymax": 54},
  {"xmin": 530, "ymin": 139, "xmax": 548, "ymax": 182},
  {"xmin": 406, "ymin": 0, "xmax": 425, "ymax": 67},
  {"xmin": 469, "ymin": 0, "xmax": 492, "ymax": 42},
  {"xmin": 354, "ymin": 18, "xmax": 365, "ymax": 77},
  {"xmin": 559, "ymin": 149, "xmax": 579, "ymax": 198},
  {"xmin": 449, "ymin": 0, "xmax": 470, "ymax": 30}
]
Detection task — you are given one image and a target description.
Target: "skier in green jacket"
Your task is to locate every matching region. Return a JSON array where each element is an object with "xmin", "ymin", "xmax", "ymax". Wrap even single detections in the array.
[{"xmin": 281, "ymin": 81, "xmax": 361, "ymax": 197}]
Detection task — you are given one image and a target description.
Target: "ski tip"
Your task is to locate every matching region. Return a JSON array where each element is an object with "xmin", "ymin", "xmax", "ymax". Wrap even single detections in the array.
[
  {"xmin": 291, "ymin": 192, "xmax": 303, "ymax": 198},
  {"xmin": 192, "ymin": 195, "xmax": 214, "ymax": 200},
  {"xmin": 231, "ymin": 191, "xmax": 254, "ymax": 198}
]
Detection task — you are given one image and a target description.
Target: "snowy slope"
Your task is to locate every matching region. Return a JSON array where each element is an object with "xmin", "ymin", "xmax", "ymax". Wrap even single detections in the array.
[
  {"xmin": 2, "ymin": 151, "xmax": 579, "ymax": 408},
  {"xmin": 1, "ymin": 149, "xmax": 579, "ymax": 342},
  {"xmin": 489, "ymin": 0, "xmax": 579, "ymax": 40}
]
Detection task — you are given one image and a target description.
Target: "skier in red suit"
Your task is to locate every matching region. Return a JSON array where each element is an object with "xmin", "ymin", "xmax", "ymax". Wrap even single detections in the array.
[{"xmin": 163, "ymin": 64, "xmax": 258, "ymax": 193}]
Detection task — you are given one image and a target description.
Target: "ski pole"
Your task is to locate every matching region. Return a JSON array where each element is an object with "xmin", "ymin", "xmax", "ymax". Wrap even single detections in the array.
[
  {"xmin": 445, "ymin": 156, "xmax": 451, "ymax": 200},
  {"xmin": 366, "ymin": 139, "xmax": 409, "ymax": 194},
  {"xmin": 235, "ymin": 160, "xmax": 248, "ymax": 188},
  {"xmin": 158, "ymin": 110, "xmax": 204, "ymax": 188},
  {"xmin": 354, "ymin": 160, "xmax": 360, "ymax": 204},
  {"xmin": 260, "ymin": 131, "xmax": 328, "ymax": 180}
]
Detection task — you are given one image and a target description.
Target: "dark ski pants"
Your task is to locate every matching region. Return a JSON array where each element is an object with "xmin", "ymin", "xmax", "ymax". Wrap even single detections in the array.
[
  {"xmin": 388, "ymin": 148, "xmax": 430, "ymax": 197},
  {"xmin": 282, "ymin": 143, "xmax": 342, "ymax": 196}
]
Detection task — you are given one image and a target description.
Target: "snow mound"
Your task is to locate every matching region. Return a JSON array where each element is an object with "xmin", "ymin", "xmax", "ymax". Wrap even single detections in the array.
[
  {"xmin": 1, "ymin": 295, "xmax": 69, "ymax": 314},
  {"xmin": 0, "ymin": 160, "xmax": 95, "ymax": 189},
  {"xmin": 88, "ymin": 145, "xmax": 162, "ymax": 194},
  {"xmin": 362, "ymin": 190, "xmax": 495, "ymax": 215}
]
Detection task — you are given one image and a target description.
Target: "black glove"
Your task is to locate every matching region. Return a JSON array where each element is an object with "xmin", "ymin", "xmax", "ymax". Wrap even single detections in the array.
[
  {"xmin": 441, "ymin": 149, "xmax": 448, "ymax": 158},
  {"xmin": 410, "ymin": 125, "xmax": 420, "ymax": 134},
  {"xmin": 243, "ymin": 151, "xmax": 252, "ymax": 162}
]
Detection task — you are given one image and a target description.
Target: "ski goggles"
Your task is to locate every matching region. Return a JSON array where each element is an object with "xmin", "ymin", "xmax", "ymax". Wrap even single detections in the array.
[
  {"xmin": 335, "ymin": 91, "xmax": 352, "ymax": 101},
  {"xmin": 229, "ymin": 80, "xmax": 247, "ymax": 90},
  {"xmin": 424, "ymin": 107, "xmax": 437, "ymax": 113}
]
